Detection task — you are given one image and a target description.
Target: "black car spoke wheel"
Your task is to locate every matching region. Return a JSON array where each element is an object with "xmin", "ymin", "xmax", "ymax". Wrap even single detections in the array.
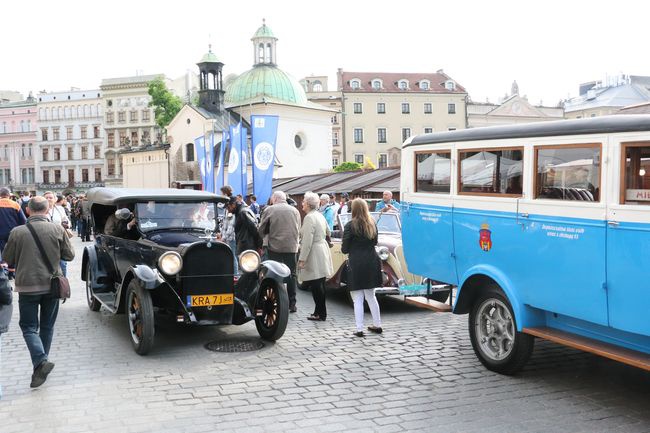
[
  {"xmin": 126, "ymin": 281, "xmax": 155, "ymax": 355},
  {"xmin": 85, "ymin": 263, "xmax": 101, "ymax": 312},
  {"xmin": 255, "ymin": 282, "xmax": 289, "ymax": 341}
]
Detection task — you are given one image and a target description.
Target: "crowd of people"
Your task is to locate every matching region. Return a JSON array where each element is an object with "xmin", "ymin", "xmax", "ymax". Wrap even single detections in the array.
[{"xmin": 0, "ymin": 185, "xmax": 401, "ymax": 394}]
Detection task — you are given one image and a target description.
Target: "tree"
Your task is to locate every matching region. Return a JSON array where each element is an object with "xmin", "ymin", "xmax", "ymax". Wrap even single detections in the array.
[
  {"xmin": 333, "ymin": 162, "xmax": 362, "ymax": 173},
  {"xmin": 148, "ymin": 78, "xmax": 183, "ymax": 130}
]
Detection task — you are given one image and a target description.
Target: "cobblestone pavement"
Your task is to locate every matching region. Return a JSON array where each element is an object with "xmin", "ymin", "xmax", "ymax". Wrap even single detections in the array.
[{"xmin": 0, "ymin": 237, "xmax": 649, "ymax": 433}]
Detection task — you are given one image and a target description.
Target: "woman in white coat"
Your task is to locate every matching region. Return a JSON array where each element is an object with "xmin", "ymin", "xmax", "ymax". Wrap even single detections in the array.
[{"xmin": 298, "ymin": 192, "xmax": 333, "ymax": 321}]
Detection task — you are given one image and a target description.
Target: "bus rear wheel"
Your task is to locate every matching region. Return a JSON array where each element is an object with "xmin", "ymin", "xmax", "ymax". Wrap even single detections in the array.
[{"xmin": 468, "ymin": 286, "xmax": 533, "ymax": 375}]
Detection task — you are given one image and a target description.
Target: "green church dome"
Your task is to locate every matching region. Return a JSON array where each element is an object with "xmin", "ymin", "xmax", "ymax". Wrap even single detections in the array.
[
  {"xmin": 253, "ymin": 22, "xmax": 276, "ymax": 39},
  {"xmin": 225, "ymin": 65, "xmax": 308, "ymax": 106},
  {"xmin": 199, "ymin": 50, "xmax": 221, "ymax": 64}
]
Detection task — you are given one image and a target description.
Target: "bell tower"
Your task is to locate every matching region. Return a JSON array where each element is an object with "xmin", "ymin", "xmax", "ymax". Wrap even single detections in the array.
[
  {"xmin": 197, "ymin": 45, "xmax": 225, "ymax": 113},
  {"xmin": 251, "ymin": 19, "xmax": 278, "ymax": 66}
]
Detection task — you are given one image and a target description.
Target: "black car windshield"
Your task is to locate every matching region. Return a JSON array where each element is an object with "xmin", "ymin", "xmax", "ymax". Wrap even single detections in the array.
[
  {"xmin": 136, "ymin": 201, "xmax": 216, "ymax": 232},
  {"xmin": 338, "ymin": 212, "xmax": 400, "ymax": 234}
]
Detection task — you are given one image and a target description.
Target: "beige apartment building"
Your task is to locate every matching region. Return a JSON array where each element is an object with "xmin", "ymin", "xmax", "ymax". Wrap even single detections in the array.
[
  {"xmin": 100, "ymin": 75, "xmax": 162, "ymax": 187},
  {"xmin": 301, "ymin": 75, "xmax": 343, "ymax": 167},
  {"xmin": 337, "ymin": 69, "xmax": 467, "ymax": 167},
  {"xmin": 36, "ymin": 90, "xmax": 104, "ymax": 193}
]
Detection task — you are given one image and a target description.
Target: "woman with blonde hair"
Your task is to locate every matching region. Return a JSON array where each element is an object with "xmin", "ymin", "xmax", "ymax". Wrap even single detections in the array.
[
  {"xmin": 341, "ymin": 198, "xmax": 382, "ymax": 337},
  {"xmin": 298, "ymin": 192, "xmax": 333, "ymax": 321}
]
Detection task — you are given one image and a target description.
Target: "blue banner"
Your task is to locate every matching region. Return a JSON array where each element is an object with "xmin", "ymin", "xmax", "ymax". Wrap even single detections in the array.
[
  {"xmin": 215, "ymin": 129, "xmax": 228, "ymax": 192},
  {"xmin": 204, "ymin": 132, "xmax": 215, "ymax": 193},
  {"xmin": 241, "ymin": 126, "xmax": 248, "ymax": 196},
  {"xmin": 194, "ymin": 135, "xmax": 208, "ymax": 191},
  {"xmin": 228, "ymin": 122, "xmax": 245, "ymax": 196},
  {"xmin": 251, "ymin": 115, "xmax": 279, "ymax": 206}
]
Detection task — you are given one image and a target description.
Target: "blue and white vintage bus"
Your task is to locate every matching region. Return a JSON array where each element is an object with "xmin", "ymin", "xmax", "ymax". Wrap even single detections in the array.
[{"xmin": 400, "ymin": 115, "xmax": 650, "ymax": 374}]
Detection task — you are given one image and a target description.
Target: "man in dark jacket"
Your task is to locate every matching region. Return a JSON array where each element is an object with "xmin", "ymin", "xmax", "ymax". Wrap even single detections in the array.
[
  {"xmin": 257, "ymin": 191, "xmax": 301, "ymax": 312},
  {"xmin": 3, "ymin": 196, "xmax": 75, "ymax": 388},
  {"xmin": 226, "ymin": 196, "xmax": 260, "ymax": 255},
  {"xmin": 0, "ymin": 187, "xmax": 26, "ymax": 253}
]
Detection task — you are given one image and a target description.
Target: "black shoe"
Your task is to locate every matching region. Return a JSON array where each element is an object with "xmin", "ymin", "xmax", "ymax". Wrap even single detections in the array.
[
  {"xmin": 368, "ymin": 326, "xmax": 383, "ymax": 334},
  {"xmin": 353, "ymin": 331, "xmax": 364, "ymax": 337},
  {"xmin": 30, "ymin": 361, "xmax": 55, "ymax": 388},
  {"xmin": 307, "ymin": 314, "xmax": 321, "ymax": 321},
  {"xmin": 289, "ymin": 305, "xmax": 297, "ymax": 313}
]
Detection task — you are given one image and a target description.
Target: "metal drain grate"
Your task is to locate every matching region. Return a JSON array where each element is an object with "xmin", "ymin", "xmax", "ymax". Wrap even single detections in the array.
[{"xmin": 205, "ymin": 339, "xmax": 265, "ymax": 352}]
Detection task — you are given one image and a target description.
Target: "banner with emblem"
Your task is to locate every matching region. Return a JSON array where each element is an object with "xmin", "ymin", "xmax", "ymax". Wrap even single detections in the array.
[
  {"xmin": 194, "ymin": 134, "xmax": 209, "ymax": 191},
  {"xmin": 251, "ymin": 115, "xmax": 279, "ymax": 206},
  {"xmin": 204, "ymin": 132, "xmax": 215, "ymax": 193},
  {"xmin": 215, "ymin": 129, "xmax": 228, "ymax": 192},
  {"xmin": 228, "ymin": 122, "xmax": 245, "ymax": 196}
]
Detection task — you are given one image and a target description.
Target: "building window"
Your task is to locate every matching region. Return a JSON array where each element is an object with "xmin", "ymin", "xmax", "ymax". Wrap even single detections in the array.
[
  {"xmin": 131, "ymin": 131, "xmax": 139, "ymax": 146},
  {"xmin": 130, "ymin": 110, "xmax": 138, "ymax": 122},
  {"xmin": 42, "ymin": 148, "xmax": 49, "ymax": 161},
  {"xmin": 445, "ymin": 80, "xmax": 456, "ymax": 91},
  {"xmin": 107, "ymin": 158, "xmax": 115, "ymax": 176},
  {"xmin": 41, "ymin": 128, "xmax": 48, "ymax": 141},
  {"xmin": 80, "ymin": 126, "xmax": 87, "ymax": 139},
  {"xmin": 377, "ymin": 103, "xmax": 385, "ymax": 114},
  {"xmin": 424, "ymin": 103, "xmax": 432, "ymax": 114},
  {"xmin": 398, "ymin": 80, "xmax": 408, "ymax": 90},
  {"xmin": 331, "ymin": 114, "xmax": 338, "ymax": 125},
  {"xmin": 186, "ymin": 143, "xmax": 194, "ymax": 161},
  {"xmin": 142, "ymin": 130, "xmax": 150, "ymax": 144},
  {"xmin": 420, "ymin": 81, "xmax": 430, "ymax": 90},
  {"xmin": 53, "ymin": 128, "xmax": 60, "ymax": 141},
  {"xmin": 82, "ymin": 169, "xmax": 89, "ymax": 182},
  {"xmin": 81, "ymin": 146, "xmax": 88, "ymax": 159},
  {"xmin": 332, "ymin": 157, "xmax": 339, "ymax": 167},
  {"xmin": 424, "ymin": 127, "xmax": 433, "ymax": 134},
  {"xmin": 354, "ymin": 128, "xmax": 364, "ymax": 143},
  {"xmin": 378, "ymin": 153, "xmax": 388, "ymax": 168},
  {"xmin": 448, "ymin": 103, "xmax": 456, "ymax": 114},
  {"xmin": 402, "ymin": 128, "xmax": 411, "ymax": 143},
  {"xmin": 377, "ymin": 128, "xmax": 387, "ymax": 143},
  {"xmin": 66, "ymin": 126, "xmax": 73, "ymax": 140},
  {"xmin": 354, "ymin": 153, "xmax": 364, "ymax": 164},
  {"xmin": 332, "ymin": 131, "xmax": 339, "ymax": 146},
  {"xmin": 54, "ymin": 169, "xmax": 61, "ymax": 183},
  {"xmin": 459, "ymin": 148, "xmax": 524, "ymax": 196},
  {"xmin": 448, "ymin": 127, "xmax": 457, "ymax": 131},
  {"xmin": 536, "ymin": 145, "xmax": 600, "ymax": 201},
  {"xmin": 401, "ymin": 103, "xmax": 410, "ymax": 114},
  {"xmin": 294, "ymin": 134, "xmax": 305, "ymax": 150},
  {"xmin": 67, "ymin": 146, "xmax": 74, "ymax": 160},
  {"xmin": 42, "ymin": 170, "xmax": 50, "ymax": 184},
  {"xmin": 353, "ymin": 103, "xmax": 362, "ymax": 114},
  {"xmin": 54, "ymin": 148, "xmax": 61, "ymax": 161},
  {"xmin": 416, "ymin": 151, "xmax": 451, "ymax": 193},
  {"xmin": 119, "ymin": 131, "xmax": 127, "ymax": 146},
  {"xmin": 106, "ymin": 112, "xmax": 114, "ymax": 123},
  {"xmin": 142, "ymin": 110, "xmax": 150, "ymax": 121},
  {"xmin": 372, "ymin": 80, "xmax": 381, "ymax": 90},
  {"xmin": 118, "ymin": 111, "xmax": 125, "ymax": 123},
  {"xmin": 350, "ymin": 80, "xmax": 361, "ymax": 90},
  {"xmin": 68, "ymin": 169, "xmax": 75, "ymax": 185},
  {"xmin": 94, "ymin": 146, "xmax": 100, "ymax": 159},
  {"xmin": 95, "ymin": 168, "xmax": 102, "ymax": 182},
  {"xmin": 93, "ymin": 126, "xmax": 100, "ymax": 138},
  {"xmin": 0, "ymin": 168, "xmax": 9, "ymax": 184}
]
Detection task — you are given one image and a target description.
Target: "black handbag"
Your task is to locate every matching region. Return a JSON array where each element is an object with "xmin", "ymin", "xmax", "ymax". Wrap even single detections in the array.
[
  {"xmin": 0, "ymin": 269, "xmax": 12, "ymax": 305},
  {"xmin": 25, "ymin": 223, "xmax": 71, "ymax": 302}
]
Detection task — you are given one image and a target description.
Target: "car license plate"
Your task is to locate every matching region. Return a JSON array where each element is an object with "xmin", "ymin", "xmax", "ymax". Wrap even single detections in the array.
[{"xmin": 186, "ymin": 294, "xmax": 234, "ymax": 307}]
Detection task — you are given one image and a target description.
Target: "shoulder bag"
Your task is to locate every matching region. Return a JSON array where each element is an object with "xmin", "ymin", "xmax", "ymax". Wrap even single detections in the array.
[{"xmin": 25, "ymin": 223, "xmax": 71, "ymax": 302}]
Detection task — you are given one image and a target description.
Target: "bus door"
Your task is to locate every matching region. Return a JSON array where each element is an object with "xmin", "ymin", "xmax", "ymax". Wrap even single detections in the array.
[
  {"xmin": 606, "ymin": 142, "xmax": 650, "ymax": 336},
  {"xmin": 517, "ymin": 144, "xmax": 608, "ymax": 326}
]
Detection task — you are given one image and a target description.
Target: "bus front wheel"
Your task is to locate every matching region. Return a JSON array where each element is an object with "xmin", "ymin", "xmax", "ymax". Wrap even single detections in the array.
[{"xmin": 468, "ymin": 286, "xmax": 534, "ymax": 375}]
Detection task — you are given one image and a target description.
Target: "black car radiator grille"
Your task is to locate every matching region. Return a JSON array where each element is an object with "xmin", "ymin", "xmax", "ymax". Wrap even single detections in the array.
[{"xmin": 180, "ymin": 242, "xmax": 234, "ymax": 323}]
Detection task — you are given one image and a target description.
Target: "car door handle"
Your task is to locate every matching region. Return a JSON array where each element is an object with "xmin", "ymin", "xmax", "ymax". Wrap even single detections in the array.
[{"xmin": 608, "ymin": 221, "xmax": 620, "ymax": 227}]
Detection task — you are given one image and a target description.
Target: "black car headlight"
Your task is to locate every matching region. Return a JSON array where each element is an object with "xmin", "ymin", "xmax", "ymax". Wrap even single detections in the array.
[
  {"xmin": 376, "ymin": 246, "xmax": 390, "ymax": 261},
  {"xmin": 239, "ymin": 250, "xmax": 261, "ymax": 273},
  {"xmin": 158, "ymin": 251, "xmax": 183, "ymax": 275}
]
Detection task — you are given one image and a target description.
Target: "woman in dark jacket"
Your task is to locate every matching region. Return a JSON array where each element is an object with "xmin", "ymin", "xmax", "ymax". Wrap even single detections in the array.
[{"xmin": 341, "ymin": 198, "xmax": 382, "ymax": 337}]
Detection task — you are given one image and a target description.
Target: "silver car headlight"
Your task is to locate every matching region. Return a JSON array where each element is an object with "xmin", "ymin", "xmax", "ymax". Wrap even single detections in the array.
[
  {"xmin": 239, "ymin": 250, "xmax": 261, "ymax": 273},
  {"xmin": 158, "ymin": 252, "xmax": 183, "ymax": 275},
  {"xmin": 376, "ymin": 246, "xmax": 390, "ymax": 261}
]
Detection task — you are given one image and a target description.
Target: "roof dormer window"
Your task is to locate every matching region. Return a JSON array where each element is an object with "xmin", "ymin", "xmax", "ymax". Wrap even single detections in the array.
[
  {"xmin": 398, "ymin": 80, "xmax": 409, "ymax": 90},
  {"xmin": 372, "ymin": 79, "xmax": 382, "ymax": 90},
  {"xmin": 350, "ymin": 79, "xmax": 361, "ymax": 90},
  {"xmin": 419, "ymin": 80, "xmax": 430, "ymax": 90},
  {"xmin": 445, "ymin": 80, "xmax": 456, "ymax": 91}
]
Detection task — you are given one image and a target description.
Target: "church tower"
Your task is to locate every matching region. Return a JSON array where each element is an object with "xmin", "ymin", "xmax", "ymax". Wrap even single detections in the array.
[
  {"xmin": 197, "ymin": 45, "xmax": 225, "ymax": 113},
  {"xmin": 251, "ymin": 19, "xmax": 278, "ymax": 66}
]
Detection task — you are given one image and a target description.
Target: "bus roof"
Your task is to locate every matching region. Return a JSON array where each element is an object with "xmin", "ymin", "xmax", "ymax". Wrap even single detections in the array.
[{"xmin": 405, "ymin": 114, "xmax": 650, "ymax": 148}]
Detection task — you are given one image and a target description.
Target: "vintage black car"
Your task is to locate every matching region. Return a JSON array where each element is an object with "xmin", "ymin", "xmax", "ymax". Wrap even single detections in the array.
[{"xmin": 81, "ymin": 188, "xmax": 290, "ymax": 355}]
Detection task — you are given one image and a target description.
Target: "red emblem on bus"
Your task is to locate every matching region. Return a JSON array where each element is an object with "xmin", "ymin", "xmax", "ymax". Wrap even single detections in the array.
[{"xmin": 479, "ymin": 223, "xmax": 492, "ymax": 252}]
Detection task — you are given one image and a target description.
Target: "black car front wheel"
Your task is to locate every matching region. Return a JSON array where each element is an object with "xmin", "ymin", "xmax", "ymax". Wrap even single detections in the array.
[
  {"xmin": 255, "ymin": 282, "xmax": 289, "ymax": 341},
  {"xmin": 85, "ymin": 263, "xmax": 101, "ymax": 312},
  {"xmin": 126, "ymin": 280, "xmax": 155, "ymax": 355}
]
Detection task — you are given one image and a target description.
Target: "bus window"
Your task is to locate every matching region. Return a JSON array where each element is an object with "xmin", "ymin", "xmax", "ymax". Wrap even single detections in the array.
[
  {"xmin": 621, "ymin": 142, "xmax": 650, "ymax": 204},
  {"xmin": 459, "ymin": 148, "xmax": 523, "ymax": 196},
  {"xmin": 535, "ymin": 144, "xmax": 600, "ymax": 201},
  {"xmin": 415, "ymin": 151, "xmax": 451, "ymax": 193}
]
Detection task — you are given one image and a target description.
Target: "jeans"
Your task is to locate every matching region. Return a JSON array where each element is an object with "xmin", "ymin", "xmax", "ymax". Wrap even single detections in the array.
[
  {"xmin": 60, "ymin": 260, "xmax": 67, "ymax": 277},
  {"xmin": 305, "ymin": 277, "xmax": 327, "ymax": 319},
  {"xmin": 267, "ymin": 251, "xmax": 297, "ymax": 308},
  {"xmin": 228, "ymin": 239, "xmax": 239, "ymax": 275},
  {"xmin": 18, "ymin": 292, "xmax": 60, "ymax": 369}
]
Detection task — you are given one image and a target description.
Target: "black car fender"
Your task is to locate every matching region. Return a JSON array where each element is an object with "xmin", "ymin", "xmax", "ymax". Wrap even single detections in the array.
[
  {"xmin": 81, "ymin": 245, "xmax": 98, "ymax": 282},
  {"xmin": 255, "ymin": 260, "xmax": 290, "ymax": 301},
  {"xmin": 114, "ymin": 265, "xmax": 166, "ymax": 313}
]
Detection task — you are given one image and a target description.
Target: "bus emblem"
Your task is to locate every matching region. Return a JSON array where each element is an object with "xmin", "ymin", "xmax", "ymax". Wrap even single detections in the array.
[{"xmin": 479, "ymin": 223, "xmax": 492, "ymax": 252}]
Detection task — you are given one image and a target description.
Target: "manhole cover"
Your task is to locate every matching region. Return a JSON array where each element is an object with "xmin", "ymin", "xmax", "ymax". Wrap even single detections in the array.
[{"xmin": 205, "ymin": 339, "xmax": 265, "ymax": 352}]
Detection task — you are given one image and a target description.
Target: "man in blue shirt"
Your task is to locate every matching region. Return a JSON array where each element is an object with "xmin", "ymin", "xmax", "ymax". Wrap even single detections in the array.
[{"xmin": 375, "ymin": 190, "xmax": 400, "ymax": 213}]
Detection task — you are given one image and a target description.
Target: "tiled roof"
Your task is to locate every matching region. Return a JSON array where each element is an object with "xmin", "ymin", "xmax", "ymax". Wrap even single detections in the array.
[
  {"xmin": 101, "ymin": 74, "xmax": 164, "ymax": 88},
  {"xmin": 339, "ymin": 71, "xmax": 466, "ymax": 94}
]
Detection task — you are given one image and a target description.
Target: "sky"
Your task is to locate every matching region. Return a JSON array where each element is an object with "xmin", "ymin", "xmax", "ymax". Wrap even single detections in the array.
[{"xmin": 2, "ymin": 0, "xmax": 649, "ymax": 106}]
